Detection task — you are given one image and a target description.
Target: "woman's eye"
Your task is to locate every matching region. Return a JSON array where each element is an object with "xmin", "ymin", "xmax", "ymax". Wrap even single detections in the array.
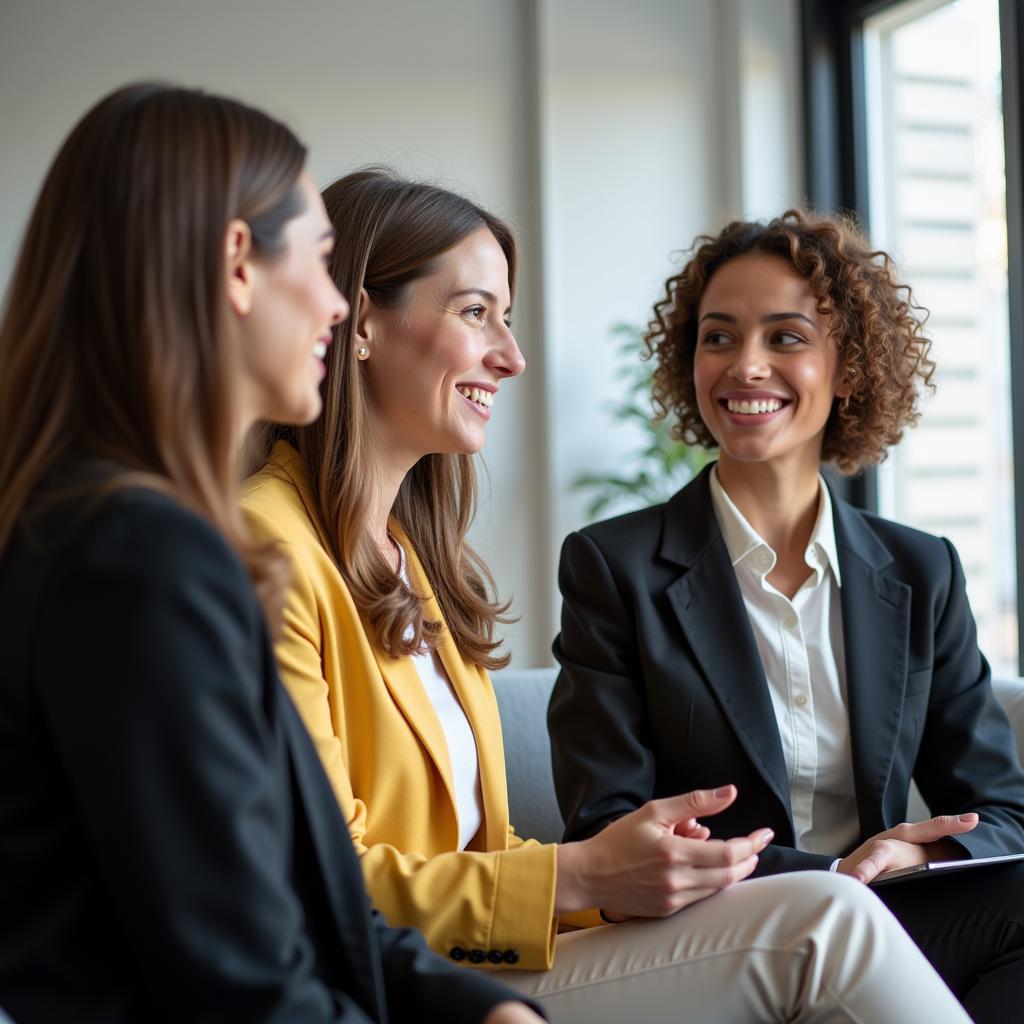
[
  {"xmin": 773, "ymin": 331, "xmax": 803, "ymax": 346},
  {"xmin": 464, "ymin": 305, "xmax": 486, "ymax": 321},
  {"xmin": 701, "ymin": 331, "xmax": 731, "ymax": 347}
]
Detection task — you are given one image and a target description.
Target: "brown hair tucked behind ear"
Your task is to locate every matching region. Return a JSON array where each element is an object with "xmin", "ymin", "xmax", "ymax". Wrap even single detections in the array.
[
  {"xmin": 275, "ymin": 168, "xmax": 515, "ymax": 669},
  {"xmin": 0, "ymin": 82, "xmax": 306, "ymax": 627},
  {"xmin": 645, "ymin": 209, "xmax": 934, "ymax": 473}
]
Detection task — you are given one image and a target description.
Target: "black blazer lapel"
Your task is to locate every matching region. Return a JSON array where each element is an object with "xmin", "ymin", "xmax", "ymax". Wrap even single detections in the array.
[
  {"xmin": 661, "ymin": 470, "xmax": 794, "ymax": 824},
  {"xmin": 833, "ymin": 499, "xmax": 911, "ymax": 838}
]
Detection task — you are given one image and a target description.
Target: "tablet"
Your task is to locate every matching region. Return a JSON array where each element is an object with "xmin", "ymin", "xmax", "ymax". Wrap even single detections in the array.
[{"xmin": 868, "ymin": 851, "xmax": 1024, "ymax": 887}]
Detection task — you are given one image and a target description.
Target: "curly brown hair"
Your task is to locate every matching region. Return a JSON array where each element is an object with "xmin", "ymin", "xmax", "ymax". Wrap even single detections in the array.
[{"xmin": 645, "ymin": 209, "xmax": 934, "ymax": 473}]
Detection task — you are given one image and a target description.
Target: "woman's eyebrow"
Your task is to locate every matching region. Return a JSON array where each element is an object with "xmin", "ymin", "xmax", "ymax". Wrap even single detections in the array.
[
  {"xmin": 762, "ymin": 311, "xmax": 814, "ymax": 325},
  {"xmin": 697, "ymin": 311, "xmax": 815, "ymax": 326}
]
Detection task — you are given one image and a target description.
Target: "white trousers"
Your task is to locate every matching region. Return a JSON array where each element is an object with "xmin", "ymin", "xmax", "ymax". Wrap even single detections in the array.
[{"xmin": 496, "ymin": 872, "xmax": 968, "ymax": 1024}]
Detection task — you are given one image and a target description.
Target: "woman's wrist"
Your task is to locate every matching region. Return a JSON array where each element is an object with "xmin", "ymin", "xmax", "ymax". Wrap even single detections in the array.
[{"xmin": 554, "ymin": 841, "xmax": 589, "ymax": 914}]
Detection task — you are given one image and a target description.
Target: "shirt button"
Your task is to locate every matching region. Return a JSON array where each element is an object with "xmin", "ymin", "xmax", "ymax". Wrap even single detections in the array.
[
  {"xmin": 503, "ymin": 950, "xmax": 520, "ymax": 964},
  {"xmin": 784, "ymin": 614, "xmax": 798, "ymax": 629},
  {"xmin": 794, "ymin": 694, "xmax": 808, "ymax": 708},
  {"xmin": 487, "ymin": 950, "xmax": 504, "ymax": 964},
  {"xmin": 449, "ymin": 946, "xmax": 465, "ymax": 961},
  {"xmin": 468, "ymin": 949, "xmax": 486, "ymax": 964}
]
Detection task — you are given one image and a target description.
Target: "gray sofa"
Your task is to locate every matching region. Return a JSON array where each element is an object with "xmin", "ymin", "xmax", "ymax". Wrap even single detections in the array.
[{"xmin": 492, "ymin": 668, "xmax": 1024, "ymax": 845}]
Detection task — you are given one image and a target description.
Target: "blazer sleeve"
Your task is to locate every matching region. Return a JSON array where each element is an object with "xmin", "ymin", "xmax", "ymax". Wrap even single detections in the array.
[
  {"xmin": 368, "ymin": 912, "xmax": 546, "ymax": 1023},
  {"xmin": 550, "ymin": 529, "xmax": 657, "ymax": 841},
  {"xmin": 911, "ymin": 538, "xmax": 1024, "ymax": 856},
  {"xmin": 250, "ymin": 511, "xmax": 561, "ymax": 972},
  {"xmin": 33, "ymin": 499, "xmax": 372, "ymax": 1023}
]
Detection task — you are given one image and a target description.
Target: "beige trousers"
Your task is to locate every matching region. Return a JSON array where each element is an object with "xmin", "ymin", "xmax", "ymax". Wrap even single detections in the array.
[{"xmin": 497, "ymin": 872, "xmax": 968, "ymax": 1024}]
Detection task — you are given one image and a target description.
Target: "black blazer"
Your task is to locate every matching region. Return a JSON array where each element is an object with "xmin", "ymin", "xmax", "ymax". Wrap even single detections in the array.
[
  {"xmin": 0, "ymin": 483, "xmax": 521, "ymax": 1023},
  {"xmin": 549, "ymin": 465, "xmax": 1024, "ymax": 876}
]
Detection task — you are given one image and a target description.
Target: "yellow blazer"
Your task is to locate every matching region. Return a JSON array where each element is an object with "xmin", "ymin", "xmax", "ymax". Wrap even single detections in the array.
[{"xmin": 243, "ymin": 442, "xmax": 598, "ymax": 971}]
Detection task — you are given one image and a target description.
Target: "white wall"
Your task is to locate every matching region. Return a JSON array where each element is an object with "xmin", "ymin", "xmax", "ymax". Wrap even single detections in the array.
[{"xmin": 0, "ymin": 0, "xmax": 803, "ymax": 666}]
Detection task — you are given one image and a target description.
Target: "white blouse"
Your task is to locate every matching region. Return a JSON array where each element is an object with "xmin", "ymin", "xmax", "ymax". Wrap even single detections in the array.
[
  {"xmin": 398, "ymin": 546, "xmax": 484, "ymax": 851},
  {"xmin": 709, "ymin": 468, "xmax": 860, "ymax": 856}
]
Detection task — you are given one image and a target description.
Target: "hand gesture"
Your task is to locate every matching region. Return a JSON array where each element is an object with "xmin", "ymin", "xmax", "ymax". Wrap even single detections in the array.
[
  {"xmin": 555, "ymin": 785, "xmax": 773, "ymax": 918},
  {"xmin": 836, "ymin": 813, "xmax": 979, "ymax": 884}
]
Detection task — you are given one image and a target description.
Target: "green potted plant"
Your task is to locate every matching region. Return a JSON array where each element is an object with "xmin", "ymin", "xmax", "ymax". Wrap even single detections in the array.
[{"xmin": 571, "ymin": 322, "xmax": 710, "ymax": 521}]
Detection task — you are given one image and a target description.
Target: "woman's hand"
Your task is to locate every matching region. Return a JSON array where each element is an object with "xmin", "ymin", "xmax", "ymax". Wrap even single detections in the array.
[
  {"xmin": 482, "ymin": 1002, "xmax": 545, "ymax": 1024},
  {"xmin": 555, "ymin": 785, "xmax": 773, "ymax": 918},
  {"xmin": 836, "ymin": 813, "xmax": 979, "ymax": 883}
]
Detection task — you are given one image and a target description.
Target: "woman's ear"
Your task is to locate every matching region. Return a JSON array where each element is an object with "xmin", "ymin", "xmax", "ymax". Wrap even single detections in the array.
[
  {"xmin": 225, "ymin": 219, "xmax": 255, "ymax": 318},
  {"xmin": 835, "ymin": 375, "xmax": 854, "ymax": 400},
  {"xmin": 356, "ymin": 287, "xmax": 376, "ymax": 344},
  {"xmin": 833, "ymin": 353, "xmax": 854, "ymax": 399}
]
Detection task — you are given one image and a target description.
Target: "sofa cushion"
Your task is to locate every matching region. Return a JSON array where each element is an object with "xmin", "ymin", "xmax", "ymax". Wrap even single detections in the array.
[
  {"xmin": 492, "ymin": 668, "xmax": 563, "ymax": 843},
  {"xmin": 493, "ymin": 669, "xmax": 1024, "ymax": 843}
]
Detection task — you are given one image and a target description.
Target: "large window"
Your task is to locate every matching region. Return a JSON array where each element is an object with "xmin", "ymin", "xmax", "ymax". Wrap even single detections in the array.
[
  {"xmin": 864, "ymin": 0, "xmax": 1015, "ymax": 674},
  {"xmin": 802, "ymin": 0, "xmax": 1024, "ymax": 674}
]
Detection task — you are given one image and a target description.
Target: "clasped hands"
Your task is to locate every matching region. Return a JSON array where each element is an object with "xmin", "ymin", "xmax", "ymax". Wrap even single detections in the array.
[{"xmin": 555, "ymin": 784, "xmax": 981, "ymax": 919}]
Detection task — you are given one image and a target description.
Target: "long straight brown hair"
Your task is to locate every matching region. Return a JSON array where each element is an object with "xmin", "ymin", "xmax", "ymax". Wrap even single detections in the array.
[
  {"xmin": 281, "ymin": 168, "xmax": 515, "ymax": 669},
  {"xmin": 0, "ymin": 82, "xmax": 306, "ymax": 613}
]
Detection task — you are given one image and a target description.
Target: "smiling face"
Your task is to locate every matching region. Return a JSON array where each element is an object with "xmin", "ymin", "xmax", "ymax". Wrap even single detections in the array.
[
  {"xmin": 360, "ymin": 226, "xmax": 525, "ymax": 465},
  {"xmin": 238, "ymin": 172, "xmax": 349, "ymax": 427},
  {"xmin": 693, "ymin": 252, "xmax": 845, "ymax": 475}
]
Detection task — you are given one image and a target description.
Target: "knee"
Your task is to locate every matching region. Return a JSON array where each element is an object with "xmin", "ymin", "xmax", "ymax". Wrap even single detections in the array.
[{"xmin": 775, "ymin": 871, "xmax": 896, "ymax": 935}]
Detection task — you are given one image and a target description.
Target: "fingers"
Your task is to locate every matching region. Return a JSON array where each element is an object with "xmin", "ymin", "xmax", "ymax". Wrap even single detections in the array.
[
  {"xmin": 890, "ymin": 813, "xmax": 978, "ymax": 845},
  {"xmin": 684, "ymin": 824, "xmax": 711, "ymax": 841},
  {"xmin": 678, "ymin": 828, "xmax": 773, "ymax": 867},
  {"xmin": 654, "ymin": 853, "xmax": 761, "ymax": 915},
  {"xmin": 846, "ymin": 849, "xmax": 895, "ymax": 884},
  {"xmin": 647, "ymin": 785, "xmax": 738, "ymax": 824},
  {"xmin": 686, "ymin": 853, "xmax": 760, "ymax": 889},
  {"xmin": 672, "ymin": 817, "xmax": 711, "ymax": 840}
]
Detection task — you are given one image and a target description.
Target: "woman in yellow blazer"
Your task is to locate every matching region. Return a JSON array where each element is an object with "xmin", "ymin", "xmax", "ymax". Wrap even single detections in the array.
[
  {"xmin": 241, "ymin": 169, "xmax": 970, "ymax": 1024},
  {"xmin": 245, "ymin": 445, "xmax": 565, "ymax": 965}
]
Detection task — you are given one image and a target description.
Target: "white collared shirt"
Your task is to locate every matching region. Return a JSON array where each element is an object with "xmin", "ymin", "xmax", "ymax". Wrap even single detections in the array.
[{"xmin": 709, "ymin": 467, "xmax": 860, "ymax": 855}]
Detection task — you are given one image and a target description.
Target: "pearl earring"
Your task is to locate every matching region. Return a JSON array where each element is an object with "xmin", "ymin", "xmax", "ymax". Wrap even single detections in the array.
[{"xmin": 356, "ymin": 344, "xmax": 369, "ymax": 361}]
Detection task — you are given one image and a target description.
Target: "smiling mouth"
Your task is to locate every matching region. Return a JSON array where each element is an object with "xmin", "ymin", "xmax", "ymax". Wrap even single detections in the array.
[
  {"xmin": 456, "ymin": 385, "xmax": 493, "ymax": 410},
  {"xmin": 721, "ymin": 397, "xmax": 787, "ymax": 415}
]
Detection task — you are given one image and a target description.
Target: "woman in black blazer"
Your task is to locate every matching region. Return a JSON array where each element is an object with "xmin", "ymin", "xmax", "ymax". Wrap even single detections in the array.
[
  {"xmin": 549, "ymin": 210, "xmax": 1024, "ymax": 1022},
  {"xmin": 0, "ymin": 83, "xmax": 538, "ymax": 1024}
]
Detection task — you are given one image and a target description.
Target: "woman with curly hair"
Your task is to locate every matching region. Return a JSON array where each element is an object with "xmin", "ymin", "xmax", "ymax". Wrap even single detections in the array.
[{"xmin": 548, "ymin": 209, "xmax": 1024, "ymax": 1021}]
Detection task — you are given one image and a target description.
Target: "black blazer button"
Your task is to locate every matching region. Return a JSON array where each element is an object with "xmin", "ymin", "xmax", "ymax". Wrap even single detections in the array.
[
  {"xmin": 468, "ymin": 949, "xmax": 486, "ymax": 964},
  {"xmin": 487, "ymin": 949, "xmax": 504, "ymax": 963},
  {"xmin": 503, "ymin": 950, "xmax": 520, "ymax": 964},
  {"xmin": 449, "ymin": 946, "xmax": 465, "ymax": 961}
]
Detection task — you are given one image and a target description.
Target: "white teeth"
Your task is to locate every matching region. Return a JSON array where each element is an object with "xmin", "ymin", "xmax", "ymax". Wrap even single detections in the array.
[
  {"xmin": 456, "ymin": 385, "xmax": 493, "ymax": 408},
  {"xmin": 312, "ymin": 341, "xmax": 327, "ymax": 359},
  {"xmin": 727, "ymin": 398, "xmax": 783, "ymax": 415}
]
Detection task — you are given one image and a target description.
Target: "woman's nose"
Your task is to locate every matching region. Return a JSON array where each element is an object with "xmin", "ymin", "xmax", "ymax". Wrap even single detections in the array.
[
  {"xmin": 727, "ymin": 338, "xmax": 769, "ymax": 382},
  {"xmin": 329, "ymin": 285, "xmax": 349, "ymax": 327},
  {"xmin": 486, "ymin": 325, "xmax": 526, "ymax": 379}
]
